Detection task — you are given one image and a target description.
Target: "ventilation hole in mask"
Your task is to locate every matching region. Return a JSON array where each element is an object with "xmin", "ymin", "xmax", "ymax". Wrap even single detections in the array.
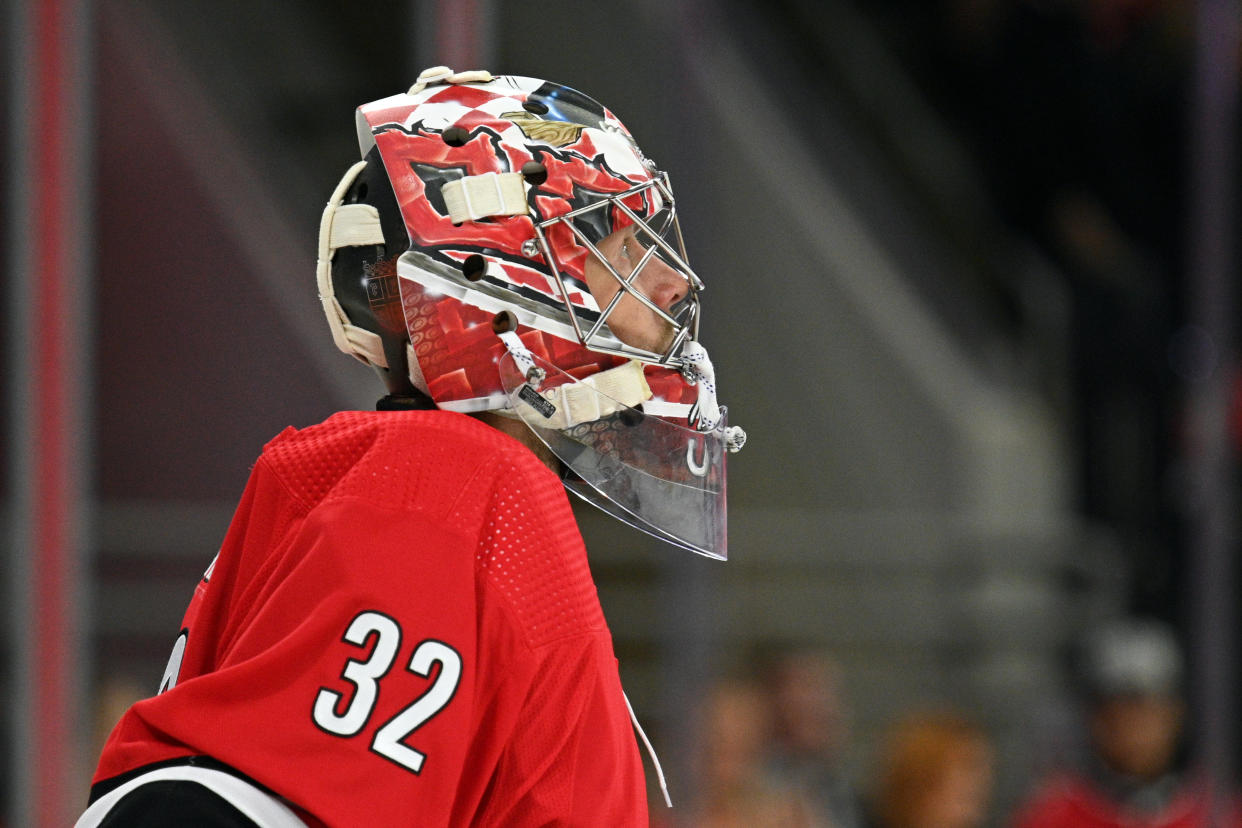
[
  {"xmin": 492, "ymin": 310, "xmax": 518, "ymax": 333},
  {"xmin": 462, "ymin": 254, "xmax": 486, "ymax": 282},
  {"xmin": 442, "ymin": 126, "xmax": 469, "ymax": 147},
  {"xmin": 521, "ymin": 161, "xmax": 547, "ymax": 186},
  {"xmin": 523, "ymin": 100, "xmax": 548, "ymax": 115}
]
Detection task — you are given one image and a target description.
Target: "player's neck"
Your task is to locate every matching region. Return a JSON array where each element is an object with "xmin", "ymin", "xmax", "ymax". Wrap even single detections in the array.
[{"xmin": 472, "ymin": 411, "xmax": 563, "ymax": 476}]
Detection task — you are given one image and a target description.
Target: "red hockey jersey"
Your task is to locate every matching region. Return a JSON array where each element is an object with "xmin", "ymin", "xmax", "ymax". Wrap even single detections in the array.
[{"xmin": 91, "ymin": 410, "xmax": 649, "ymax": 826}]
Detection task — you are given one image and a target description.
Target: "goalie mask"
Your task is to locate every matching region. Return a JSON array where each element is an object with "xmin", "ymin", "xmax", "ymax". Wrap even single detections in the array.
[{"xmin": 317, "ymin": 67, "xmax": 745, "ymax": 559}]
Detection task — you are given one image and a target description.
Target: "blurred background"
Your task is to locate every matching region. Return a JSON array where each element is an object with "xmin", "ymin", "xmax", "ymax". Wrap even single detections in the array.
[{"xmin": 5, "ymin": 0, "xmax": 1241, "ymax": 825}]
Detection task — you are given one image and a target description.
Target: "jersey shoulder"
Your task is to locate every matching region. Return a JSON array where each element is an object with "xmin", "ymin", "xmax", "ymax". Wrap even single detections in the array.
[
  {"xmin": 259, "ymin": 409, "xmax": 547, "ymax": 512},
  {"xmin": 260, "ymin": 410, "xmax": 602, "ymax": 647}
]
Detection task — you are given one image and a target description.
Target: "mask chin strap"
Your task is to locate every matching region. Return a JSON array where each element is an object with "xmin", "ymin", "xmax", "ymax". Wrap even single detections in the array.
[
  {"xmin": 497, "ymin": 331, "xmax": 653, "ymax": 429},
  {"xmin": 499, "ymin": 330, "xmax": 747, "ymax": 451},
  {"xmin": 680, "ymin": 341, "xmax": 747, "ymax": 453}
]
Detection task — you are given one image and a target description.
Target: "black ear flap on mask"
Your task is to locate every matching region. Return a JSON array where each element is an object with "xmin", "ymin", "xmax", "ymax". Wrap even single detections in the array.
[{"xmin": 331, "ymin": 146, "xmax": 425, "ymax": 401}]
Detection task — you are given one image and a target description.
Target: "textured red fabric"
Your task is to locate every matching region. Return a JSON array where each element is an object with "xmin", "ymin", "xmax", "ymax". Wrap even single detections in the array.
[{"xmin": 91, "ymin": 410, "xmax": 647, "ymax": 826}]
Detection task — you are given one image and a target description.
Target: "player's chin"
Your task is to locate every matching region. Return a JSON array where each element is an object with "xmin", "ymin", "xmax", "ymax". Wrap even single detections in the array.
[
  {"xmin": 613, "ymin": 320, "xmax": 675, "ymax": 357},
  {"xmin": 649, "ymin": 325, "xmax": 677, "ymax": 356}
]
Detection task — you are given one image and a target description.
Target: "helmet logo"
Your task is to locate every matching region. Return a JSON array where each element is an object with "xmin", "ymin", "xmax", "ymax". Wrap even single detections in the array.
[{"xmin": 501, "ymin": 111, "xmax": 585, "ymax": 147}]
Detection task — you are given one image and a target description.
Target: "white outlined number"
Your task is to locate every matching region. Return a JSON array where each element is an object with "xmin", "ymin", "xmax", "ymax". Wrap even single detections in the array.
[
  {"xmin": 372, "ymin": 640, "xmax": 462, "ymax": 773},
  {"xmin": 312, "ymin": 612, "xmax": 402, "ymax": 736},
  {"xmin": 313, "ymin": 611, "xmax": 462, "ymax": 774}
]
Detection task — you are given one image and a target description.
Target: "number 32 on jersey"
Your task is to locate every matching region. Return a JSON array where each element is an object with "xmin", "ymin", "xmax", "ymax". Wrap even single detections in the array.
[{"xmin": 312, "ymin": 610, "xmax": 462, "ymax": 775}]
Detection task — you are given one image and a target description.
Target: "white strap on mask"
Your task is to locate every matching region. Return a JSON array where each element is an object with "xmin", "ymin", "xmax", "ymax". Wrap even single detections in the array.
[
  {"xmin": 681, "ymin": 340, "xmax": 747, "ymax": 452},
  {"xmin": 498, "ymin": 331, "xmax": 653, "ymax": 429},
  {"xmin": 442, "ymin": 172, "xmax": 529, "ymax": 223},
  {"xmin": 316, "ymin": 160, "xmax": 388, "ymax": 369},
  {"xmin": 408, "ymin": 66, "xmax": 494, "ymax": 95}
]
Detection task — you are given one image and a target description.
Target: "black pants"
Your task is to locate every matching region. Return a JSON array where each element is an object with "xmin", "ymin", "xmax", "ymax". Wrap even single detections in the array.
[
  {"xmin": 96, "ymin": 779, "xmax": 260, "ymax": 827},
  {"xmin": 88, "ymin": 757, "xmax": 281, "ymax": 827}
]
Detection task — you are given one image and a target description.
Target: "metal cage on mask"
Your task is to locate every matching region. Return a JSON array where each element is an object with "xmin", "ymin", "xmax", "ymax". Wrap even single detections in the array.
[{"xmin": 531, "ymin": 173, "xmax": 703, "ymax": 367}]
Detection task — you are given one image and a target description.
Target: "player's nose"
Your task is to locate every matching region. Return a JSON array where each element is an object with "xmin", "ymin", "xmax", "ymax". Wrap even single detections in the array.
[{"xmin": 638, "ymin": 256, "xmax": 688, "ymax": 313}]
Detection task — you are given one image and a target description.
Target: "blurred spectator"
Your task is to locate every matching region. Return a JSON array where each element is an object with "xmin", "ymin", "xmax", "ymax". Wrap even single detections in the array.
[
  {"xmin": 1011, "ymin": 616, "xmax": 1240, "ymax": 827},
  {"xmin": 677, "ymin": 678, "xmax": 821, "ymax": 828},
  {"xmin": 763, "ymin": 649, "xmax": 865, "ymax": 828},
  {"xmin": 869, "ymin": 710, "xmax": 995, "ymax": 828}
]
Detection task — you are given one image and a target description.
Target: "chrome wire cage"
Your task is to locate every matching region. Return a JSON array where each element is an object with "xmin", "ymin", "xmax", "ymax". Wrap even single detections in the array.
[{"xmin": 531, "ymin": 173, "xmax": 702, "ymax": 367}]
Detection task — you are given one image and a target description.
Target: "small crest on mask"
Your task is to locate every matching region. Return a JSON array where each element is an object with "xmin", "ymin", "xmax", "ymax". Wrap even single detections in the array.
[{"xmin": 502, "ymin": 111, "xmax": 585, "ymax": 147}]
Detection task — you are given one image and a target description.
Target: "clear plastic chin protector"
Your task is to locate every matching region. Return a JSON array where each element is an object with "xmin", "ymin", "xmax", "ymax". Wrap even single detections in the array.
[{"xmin": 498, "ymin": 350, "xmax": 729, "ymax": 560}]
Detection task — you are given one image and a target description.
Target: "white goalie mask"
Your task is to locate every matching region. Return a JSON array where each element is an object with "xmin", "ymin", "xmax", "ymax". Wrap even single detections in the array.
[{"xmin": 317, "ymin": 66, "xmax": 745, "ymax": 558}]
